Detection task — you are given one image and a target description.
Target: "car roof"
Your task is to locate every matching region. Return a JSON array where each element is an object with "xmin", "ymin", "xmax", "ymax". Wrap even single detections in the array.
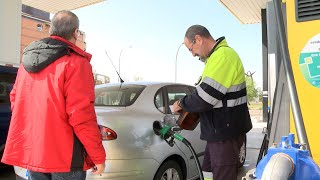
[
  {"xmin": 94, "ymin": 81, "xmax": 195, "ymax": 112},
  {"xmin": 95, "ymin": 81, "xmax": 192, "ymax": 88}
]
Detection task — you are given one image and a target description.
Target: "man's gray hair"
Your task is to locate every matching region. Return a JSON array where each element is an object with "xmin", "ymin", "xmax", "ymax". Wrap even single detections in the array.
[
  {"xmin": 49, "ymin": 10, "xmax": 79, "ymax": 40},
  {"xmin": 185, "ymin": 25, "xmax": 212, "ymax": 42}
]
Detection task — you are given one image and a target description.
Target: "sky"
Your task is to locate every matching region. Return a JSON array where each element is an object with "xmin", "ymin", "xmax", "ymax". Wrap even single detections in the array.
[{"xmin": 73, "ymin": 0, "xmax": 262, "ymax": 87}]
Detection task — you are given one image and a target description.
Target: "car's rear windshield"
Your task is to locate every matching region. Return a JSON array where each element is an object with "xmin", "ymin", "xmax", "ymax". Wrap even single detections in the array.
[{"xmin": 95, "ymin": 84, "xmax": 146, "ymax": 106}]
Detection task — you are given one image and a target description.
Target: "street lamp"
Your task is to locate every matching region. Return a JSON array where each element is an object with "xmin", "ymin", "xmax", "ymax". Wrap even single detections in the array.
[
  {"xmin": 118, "ymin": 45, "xmax": 132, "ymax": 82},
  {"xmin": 175, "ymin": 42, "xmax": 184, "ymax": 83}
]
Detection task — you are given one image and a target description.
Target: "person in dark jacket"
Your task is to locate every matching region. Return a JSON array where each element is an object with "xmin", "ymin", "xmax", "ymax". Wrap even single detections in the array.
[
  {"xmin": 172, "ymin": 25, "xmax": 252, "ymax": 180},
  {"xmin": 1, "ymin": 10, "xmax": 106, "ymax": 180}
]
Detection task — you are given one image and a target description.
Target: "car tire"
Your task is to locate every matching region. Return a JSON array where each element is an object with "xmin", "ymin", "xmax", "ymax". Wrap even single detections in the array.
[
  {"xmin": 154, "ymin": 160, "xmax": 183, "ymax": 180},
  {"xmin": 238, "ymin": 135, "xmax": 247, "ymax": 167}
]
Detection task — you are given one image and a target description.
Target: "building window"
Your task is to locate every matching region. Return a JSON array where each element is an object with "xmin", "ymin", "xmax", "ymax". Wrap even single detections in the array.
[{"xmin": 37, "ymin": 24, "xmax": 43, "ymax": 31}]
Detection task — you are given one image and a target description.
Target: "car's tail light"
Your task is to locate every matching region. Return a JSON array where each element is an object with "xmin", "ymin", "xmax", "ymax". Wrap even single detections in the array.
[{"xmin": 98, "ymin": 125, "xmax": 117, "ymax": 140}]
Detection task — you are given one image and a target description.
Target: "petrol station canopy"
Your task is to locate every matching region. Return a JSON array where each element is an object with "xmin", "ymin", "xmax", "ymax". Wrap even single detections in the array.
[
  {"xmin": 219, "ymin": 0, "xmax": 269, "ymax": 24},
  {"xmin": 21, "ymin": 0, "xmax": 269, "ymax": 24},
  {"xmin": 21, "ymin": 0, "xmax": 105, "ymax": 13}
]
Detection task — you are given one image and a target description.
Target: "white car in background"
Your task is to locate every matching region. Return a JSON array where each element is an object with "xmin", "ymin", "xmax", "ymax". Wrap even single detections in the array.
[{"xmin": 15, "ymin": 82, "xmax": 246, "ymax": 180}]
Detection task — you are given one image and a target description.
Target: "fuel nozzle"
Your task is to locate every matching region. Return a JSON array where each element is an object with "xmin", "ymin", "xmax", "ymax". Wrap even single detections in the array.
[
  {"xmin": 153, "ymin": 117, "xmax": 185, "ymax": 147},
  {"xmin": 153, "ymin": 121, "xmax": 173, "ymax": 140}
]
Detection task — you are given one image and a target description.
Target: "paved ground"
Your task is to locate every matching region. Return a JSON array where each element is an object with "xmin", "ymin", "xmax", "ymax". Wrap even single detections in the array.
[
  {"xmin": 237, "ymin": 122, "xmax": 266, "ymax": 180},
  {"xmin": 0, "ymin": 122, "xmax": 266, "ymax": 180}
]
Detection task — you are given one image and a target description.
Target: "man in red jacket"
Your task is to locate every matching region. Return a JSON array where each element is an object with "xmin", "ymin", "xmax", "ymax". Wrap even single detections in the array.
[{"xmin": 1, "ymin": 10, "xmax": 106, "ymax": 180}]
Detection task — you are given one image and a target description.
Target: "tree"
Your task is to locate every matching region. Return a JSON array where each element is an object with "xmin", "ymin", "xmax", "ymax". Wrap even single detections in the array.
[
  {"xmin": 257, "ymin": 87, "xmax": 263, "ymax": 102},
  {"xmin": 245, "ymin": 76, "xmax": 258, "ymax": 102}
]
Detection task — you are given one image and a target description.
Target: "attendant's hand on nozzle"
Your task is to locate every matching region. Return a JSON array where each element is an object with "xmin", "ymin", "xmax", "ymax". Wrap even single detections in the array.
[
  {"xmin": 172, "ymin": 100, "xmax": 182, "ymax": 113},
  {"xmin": 91, "ymin": 163, "xmax": 105, "ymax": 175}
]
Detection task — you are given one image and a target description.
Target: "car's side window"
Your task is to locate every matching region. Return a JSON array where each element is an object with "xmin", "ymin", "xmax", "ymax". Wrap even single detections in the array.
[
  {"xmin": 166, "ymin": 85, "xmax": 191, "ymax": 113},
  {"xmin": 154, "ymin": 88, "xmax": 165, "ymax": 113}
]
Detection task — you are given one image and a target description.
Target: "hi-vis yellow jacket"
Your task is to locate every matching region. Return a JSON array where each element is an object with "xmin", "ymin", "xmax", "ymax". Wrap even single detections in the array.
[{"xmin": 181, "ymin": 37, "xmax": 252, "ymax": 141}]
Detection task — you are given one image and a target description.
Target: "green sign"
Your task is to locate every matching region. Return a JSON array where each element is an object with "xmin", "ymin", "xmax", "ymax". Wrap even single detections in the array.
[{"xmin": 299, "ymin": 34, "xmax": 320, "ymax": 88}]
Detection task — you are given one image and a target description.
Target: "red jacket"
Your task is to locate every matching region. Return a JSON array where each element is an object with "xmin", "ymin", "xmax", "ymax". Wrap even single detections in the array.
[{"xmin": 1, "ymin": 36, "xmax": 106, "ymax": 172}]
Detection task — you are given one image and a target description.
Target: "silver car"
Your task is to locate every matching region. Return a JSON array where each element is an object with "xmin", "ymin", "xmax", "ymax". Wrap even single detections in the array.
[
  {"xmin": 15, "ymin": 82, "xmax": 206, "ymax": 180},
  {"xmin": 14, "ymin": 81, "xmax": 247, "ymax": 180}
]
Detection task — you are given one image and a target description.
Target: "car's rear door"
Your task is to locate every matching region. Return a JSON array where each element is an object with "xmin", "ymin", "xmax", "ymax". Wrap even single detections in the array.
[{"xmin": 164, "ymin": 85, "xmax": 206, "ymax": 178}]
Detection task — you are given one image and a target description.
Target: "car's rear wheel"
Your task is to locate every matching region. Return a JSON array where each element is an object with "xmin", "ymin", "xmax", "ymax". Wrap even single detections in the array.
[
  {"xmin": 154, "ymin": 160, "xmax": 183, "ymax": 180},
  {"xmin": 238, "ymin": 135, "xmax": 247, "ymax": 167}
]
